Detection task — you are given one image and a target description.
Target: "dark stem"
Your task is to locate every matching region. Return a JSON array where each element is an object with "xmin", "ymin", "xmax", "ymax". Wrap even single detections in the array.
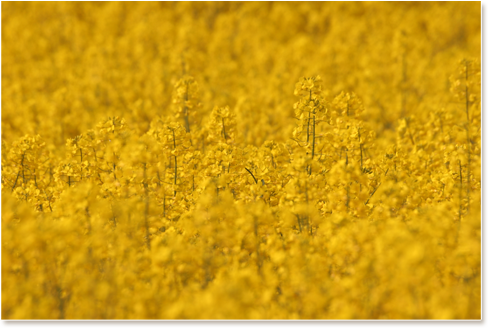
[
  {"xmin": 143, "ymin": 163, "xmax": 151, "ymax": 250},
  {"xmin": 464, "ymin": 60, "xmax": 471, "ymax": 213},
  {"xmin": 174, "ymin": 157, "xmax": 177, "ymax": 197},
  {"xmin": 466, "ymin": 127, "xmax": 470, "ymax": 213},
  {"xmin": 110, "ymin": 203, "xmax": 117, "ymax": 228},
  {"xmin": 312, "ymin": 114, "xmax": 316, "ymax": 154},
  {"xmin": 113, "ymin": 162, "xmax": 117, "ymax": 180},
  {"xmin": 254, "ymin": 216, "xmax": 262, "ymax": 275},
  {"xmin": 163, "ymin": 195, "xmax": 166, "ymax": 218},
  {"xmin": 459, "ymin": 160, "xmax": 463, "ymax": 221},
  {"xmin": 173, "ymin": 129, "xmax": 177, "ymax": 196},
  {"xmin": 21, "ymin": 153, "xmax": 25, "ymax": 184},
  {"xmin": 401, "ymin": 52, "xmax": 407, "ymax": 117},
  {"xmin": 405, "ymin": 119, "xmax": 415, "ymax": 145},
  {"xmin": 306, "ymin": 111, "xmax": 310, "ymax": 143},
  {"xmin": 80, "ymin": 149, "xmax": 83, "ymax": 180},
  {"xmin": 465, "ymin": 59, "xmax": 470, "ymax": 123},
  {"xmin": 358, "ymin": 128, "xmax": 363, "ymax": 170},
  {"xmin": 222, "ymin": 117, "xmax": 227, "ymax": 141},
  {"xmin": 12, "ymin": 171, "xmax": 20, "ymax": 191},
  {"xmin": 245, "ymin": 167, "xmax": 258, "ymax": 184},
  {"xmin": 306, "ymin": 90, "xmax": 312, "ymax": 143},
  {"xmin": 184, "ymin": 82, "xmax": 191, "ymax": 133},
  {"xmin": 365, "ymin": 183, "xmax": 381, "ymax": 206}
]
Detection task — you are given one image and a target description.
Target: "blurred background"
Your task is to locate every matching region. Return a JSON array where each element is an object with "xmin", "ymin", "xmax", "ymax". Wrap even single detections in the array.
[{"xmin": 2, "ymin": 2, "xmax": 480, "ymax": 153}]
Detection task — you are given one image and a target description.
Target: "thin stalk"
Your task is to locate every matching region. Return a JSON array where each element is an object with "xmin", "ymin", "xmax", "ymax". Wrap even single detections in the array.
[
  {"xmin": 113, "ymin": 152, "xmax": 117, "ymax": 180},
  {"xmin": 222, "ymin": 117, "xmax": 227, "ymax": 141},
  {"xmin": 163, "ymin": 195, "xmax": 166, "ymax": 218},
  {"xmin": 464, "ymin": 60, "xmax": 471, "ymax": 213},
  {"xmin": 465, "ymin": 60, "xmax": 470, "ymax": 123},
  {"xmin": 143, "ymin": 163, "xmax": 151, "ymax": 250},
  {"xmin": 174, "ymin": 156, "xmax": 177, "ymax": 197},
  {"xmin": 296, "ymin": 214, "xmax": 302, "ymax": 233},
  {"xmin": 466, "ymin": 127, "xmax": 471, "ymax": 213},
  {"xmin": 305, "ymin": 182, "xmax": 309, "ymax": 203},
  {"xmin": 57, "ymin": 286, "xmax": 66, "ymax": 319},
  {"xmin": 459, "ymin": 160, "xmax": 463, "ymax": 221},
  {"xmin": 311, "ymin": 110, "xmax": 316, "ymax": 159},
  {"xmin": 365, "ymin": 183, "xmax": 381, "ymax": 206},
  {"xmin": 304, "ymin": 215, "xmax": 310, "ymax": 236},
  {"xmin": 254, "ymin": 215, "xmax": 262, "ymax": 275},
  {"xmin": 245, "ymin": 168, "xmax": 258, "ymax": 184},
  {"xmin": 42, "ymin": 190, "xmax": 53, "ymax": 212},
  {"xmin": 184, "ymin": 82, "xmax": 190, "ymax": 133},
  {"xmin": 401, "ymin": 51, "xmax": 407, "ymax": 117},
  {"xmin": 12, "ymin": 171, "xmax": 20, "ymax": 191},
  {"xmin": 156, "ymin": 171, "xmax": 161, "ymax": 187},
  {"xmin": 306, "ymin": 90, "xmax": 312, "ymax": 143},
  {"xmin": 358, "ymin": 128, "xmax": 363, "ymax": 170},
  {"xmin": 110, "ymin": 203, "xmax": 117, "ymax": 228},
  {"xmin": 85, "ymin": 206, "xmax": 92, "ymax": 234},
  {"xmin": 173, "ymin": 129, "xmax": 177, "ymax": 197},
  {"xmin": 202, "ymin": 250, "xmax": 212, "ymax": 288},
  {"xmin": 405, "ymin": 119, "xmax": 415, "ymax": 145},
  {"xmin": 80, "ymin": 149, "xmax": 83, "ymax": 180},
  {"xmin": 21, "ymin": 153, "xmax": 25, "ymax": 183},
  {"xmin": 112, "ymin": 117, "xmax": 116, "ymax": 134},
  {"xmin": 306, "ymin": 112, "xmax": 310, "ymax": 143},
  {"xmin": 310, "ymin": 217, "xmax": 313, "ymax": 236}
]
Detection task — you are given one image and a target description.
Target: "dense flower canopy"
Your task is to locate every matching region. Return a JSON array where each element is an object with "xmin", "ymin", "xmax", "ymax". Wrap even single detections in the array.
[{"xmin": 2, "ymin": 2, "xmax": 481, "ymax": 319}]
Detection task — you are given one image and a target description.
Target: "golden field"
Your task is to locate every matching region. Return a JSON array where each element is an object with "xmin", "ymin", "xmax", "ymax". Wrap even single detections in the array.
[{"xmin": 1, "ymin": 2, "xmax": 481, "ymax": 319}]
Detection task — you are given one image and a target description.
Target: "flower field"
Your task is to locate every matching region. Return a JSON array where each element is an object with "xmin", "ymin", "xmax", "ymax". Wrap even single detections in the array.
[{"xmin": 1, "ymin": 2, "xmax": 481, "ymax": 319}]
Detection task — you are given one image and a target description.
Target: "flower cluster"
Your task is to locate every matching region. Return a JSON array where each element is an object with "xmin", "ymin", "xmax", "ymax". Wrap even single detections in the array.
[{"xmin": 2, "ymin": 2, "xmax": 481, "ymax": 320}]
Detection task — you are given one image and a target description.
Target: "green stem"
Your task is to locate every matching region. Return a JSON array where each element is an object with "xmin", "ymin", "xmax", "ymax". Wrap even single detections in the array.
[
  {"xmin": 222, "ymin": 117, "xmax": 227, "ymax": 141},
  {"xmin": 80, "ymin": 149, "xmax": 83, "ymax": 180},
  {"xmin": 464, "ymin": 60, "xmax": 471, "ymax": 213},
  {"xmin": 184, "ymin": 82, "xmax": 190, "ymax": 133},
  {"xmin": 173, "ymin": 129, "xmax": 177, "ymax": 197},
  {"xmin": 459, "ymin": 160, "xmax": 463, "ymax": 221},
  {"xmin": 12, "ymin": 171, "xmax": 20, "ymax": 191},
  {"xmin": 254, "ymin": 215, "xmax": 262, "ymax": 274},
  {"xmin": 358, "ymin": 128, "xmax": 363, "ymax": 170},
  {"xmin": 365, "ymin": 183, "xmax": 381, "ymax": 206},
  {"xmin": 143, "ymin": 164, "xmax": 151, "ymax": 250},
  {"xmin": 465, "ymin": 60, "xmax": 470, "ymax": 123}
]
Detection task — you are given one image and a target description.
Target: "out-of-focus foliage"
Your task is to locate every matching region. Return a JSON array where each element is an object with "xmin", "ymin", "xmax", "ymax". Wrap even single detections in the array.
[{"xmin": 2, "ymin": 2, "xmax": 480, "ymax": 320}]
